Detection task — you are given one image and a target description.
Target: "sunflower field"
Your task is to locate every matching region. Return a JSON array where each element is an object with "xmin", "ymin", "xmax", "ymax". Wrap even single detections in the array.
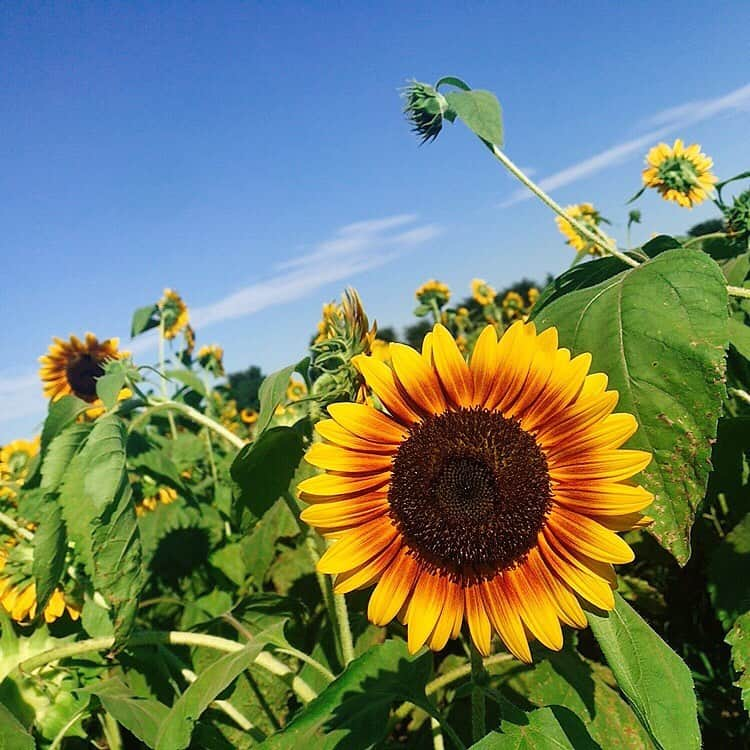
[{"xmin": 2, "ymin": 76, "xmax": 750, "ymax": 749}]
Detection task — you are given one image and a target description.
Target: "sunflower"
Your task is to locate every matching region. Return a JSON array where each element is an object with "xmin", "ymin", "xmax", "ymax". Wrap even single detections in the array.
[
  {"xmin": 555, "ymin": 203, "xmax": 609, "ymax": 255},
  {"xmin": 83, "ymin": 387, "xmax": 133, "ymax": 420},
  {"xmin": 642, "ymin": 139, "xmax": 717, "ymax": 208},
  {"xmin": 415, "ymin": 279, "xmax": 451, "ymax": 307},
  {"xmin": 240, "ymin": 408, "xmax": 259, "ymax": 425},
  {"xmin": 136, "ymin": 485, "xmax": 178, "ymax": 516},
  {"xmin": 286, "ymin": 377, "xmax": 308, "ymax": 402},
  {"xmin": 160, "ymin": 289, "xmax": 190, "ymax": 339},
  {"xmin": 527, "ymin": 288, "xmax": 540, "ymax": 307},
  {"xmin": 198, "ymin": 345, "xmax": 225, "ymax": 376},
  {"xmin": 0, "ymin": 437, "xmax": 39, "ymax": 500},
  {"xmin": 299, "ymin": 322, "xmax": 652, "ymax": 661},
  {"xmin": 0, "ymin": 547, "xmax": 80, "ymax": 623},
  {"xmin": 39, "ymin": 334, "xmax": 124, "ymax": 403},
  {"xmin": 471, "ymin": 279, "xmax": 496, "ymax": 306},
  {"xmin": 501, "ymin": 291, "xmax": 524, "ymax": 319}
]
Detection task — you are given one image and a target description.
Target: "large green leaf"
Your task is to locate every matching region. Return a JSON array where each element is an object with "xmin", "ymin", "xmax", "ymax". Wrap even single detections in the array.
[
  {"xmin": 59, "ymin": 415, "xmax": 144, "ymax": 642},
  {"xmin": 258, "ymin": 639, "xmax": 434, "ymax": 749},
  {"xmin": 131, "ymin": 303, "xmax": 160, "ymax": 337},
  {"xmin": 728, "ymin": 317, "xmax": 750, "ymax": 360},
  {"xmin": 166, "ymin": 369, "xmax": 207, "ymax": 397},
  {"xmin": 708, "ymin": 512, "xmax": 750, "ymax": 630},
  {"xmin": 155, "ymin": 642, "xmax": 265, "ymax": 750},
  {"xmin": 32, "ymin": 500, "xmax": 67, "ymax": 613},
  {"xmin": 533, "ymin": 248, "xmax": 728, "ymax": 563},
  {"xmin": 231, "ymin": 427, "xmax": 304, "ymax": 518},
  {"xmin": 727, "ymin": 611, "xmax": 750, "ymax": 714},
  {"xmin": 501, "ymin": 649, "xmax": 653, "ymax": 749},
  {"xmin": 255, "ymin": 359, "xmax": 309, "ymax": 436},
  {"xmin": 445, "ymin": 89, "xmax": 503, "ymax": 146},
  {"xmin": 0, "ymin": 703, "xmax": 35, "ymax": 750},
  {"xmin": 588, "ymin": 594, "xmax": 699, "ymax": 750},
  {"xmin": 41, "ymin": 422, "xmax": 92, "ymax": 491},
  {"xmin": 472, "ymin": 706, "xmax": 598, "ymax": 749}
]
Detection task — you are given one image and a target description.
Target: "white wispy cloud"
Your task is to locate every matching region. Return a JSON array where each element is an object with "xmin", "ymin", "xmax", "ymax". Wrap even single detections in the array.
[
  {"xmin": 0, "ymin": 215, "xmax": 440, "ymax": 431},
  {"xmin": 500, "ymin": 82, "xmax": 750, "ymax": 207}
]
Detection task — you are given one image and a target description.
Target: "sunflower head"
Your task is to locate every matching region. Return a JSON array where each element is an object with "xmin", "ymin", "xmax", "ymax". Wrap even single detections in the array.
[
  {"xmin": 555, "ymin": 203, "xmax": 609, "ymax": 255},
  {"xmin": 403, "ymin": 81, "xmax": 449, "ymax": 144},
  {"xmin": 39, "ymin": 334, "xmax": 125, "ymax": 403},
  {"xmin": 240, "ymin": 408, "xmax": 259, "ymax": 425},
  {"xmin": 501, "ymin": 291, "xmax": 524, "ymax": 319},
  {"xmin": 159, "ymin": 289, "xmax": 190, "ymax": 339},
  {"xmin": 299, "ymin": 322, "xmax": 652, "ymax": 661},
  {"xmin": 416, "ymin": 279, "xmax": 451, "ymax": 308},
  {"xmin": 642, "ymin": 139, "xmax": 717, "ymax": 208},
  {"xmin": 286, "ymin": 376, "xmax": 308, "ymax": 402},
  {"xmin": 0, "ymin": 438, "xmax": 39, "ymax": 500},
  {"xmin": 726, "ymin": 188, "xmax": 750, "ymax": 238},
  {"xmin": 471, "ymin": 279, "xmax": 496, "ymax": 307},
  {"xmin": 527, "ymin": 288, "xmax": 540, "ymax": 307},
  {"xmin": 198, "ymin": 344, "xmax": 225, "ymax": 377},
  {"xmin": 137, "ymin": 480, "xmax": 178, "ymax": 516}
]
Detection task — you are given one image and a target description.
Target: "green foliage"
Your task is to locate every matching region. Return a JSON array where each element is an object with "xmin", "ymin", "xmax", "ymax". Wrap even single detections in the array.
[
  {"xmin": 0, "ymin": 703, "xmax": 34, "ymax": 750},
  {"xmin": 726, "ymin": 612, "xmax": 750, "ymax": 714},
  {"xmin": 228, "ymin": 365, "xmax": 266, "ymax": 411},
  {"xmin": 707, "ymin": 512, "xmax": 750, "ymax": 631},
  {"xmin": 255, "ymin": 359, "xmax": 309, "ymax": 435},
  {"xmin": 131, "ymin": 303, "xmax": 161, "ymax": 336},
  {"xmin": 444, "ymin": 89, "xmax": 504, "ymax": 146}
]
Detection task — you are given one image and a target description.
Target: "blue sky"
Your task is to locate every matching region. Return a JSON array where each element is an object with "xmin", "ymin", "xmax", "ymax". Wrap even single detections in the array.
[{"xmin": 2, "ymin": 1, "xmax": 750, "ymax": 441}]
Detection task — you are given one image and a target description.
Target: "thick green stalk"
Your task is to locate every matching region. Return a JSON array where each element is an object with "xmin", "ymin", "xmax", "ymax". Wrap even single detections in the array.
[
  {"xmin": 0, "ymin": 510, "xmax": 34, "ymax": 541},
  {"xmin": 728, "ymin": 285, "xmax": 750, "ymax": 299},
  {"xmin": 158, "ymin": 319, "xmax": 178, "ymax": 440}
]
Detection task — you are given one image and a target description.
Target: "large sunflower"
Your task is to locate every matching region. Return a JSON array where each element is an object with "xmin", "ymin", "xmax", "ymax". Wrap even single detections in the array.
[
  {"xmin": 39, "ymin": 334, "xmax": 124, "ymax": 403},
  {"xmin": 299, "ymin": 322, "xmax": 652, "ymax": 661},
  {"xmin": 642, "ymin": 139, "xmax": 717, "ymax": 208}
]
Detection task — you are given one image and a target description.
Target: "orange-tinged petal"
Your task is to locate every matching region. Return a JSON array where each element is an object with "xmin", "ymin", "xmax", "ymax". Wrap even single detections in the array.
[
  {"xmin": 547, "ymin": 507, "xmax": 634, "ymax": 564},
  {"xmin": 552, "ymin": 482, "xmax": 653, "ymax": 516},
  {"xmin": 406, "ymin": 570, "xmax": 447, "ymax": 653},
  {"xmin": 550, "ymin": 449, "xmax": 651, "ymax": 483},
  {"xmin": 333, "ymin": 538, "xmax": 401, "ymax": 594},
  {"xmin": 390, "ymin": 343, "xmax": 446, "ymax": 415},
  {"xmin": 368, "ymin": 547, "xmax": 419, "ymax": 625},
  {"xmin": 327, "ymin": 402, "xmax": 408, "ymax": 444},
  {"xmin": 552, "ymin": 413, "xmax": 638, "ymax": 459},
  {"xmin": 482, "ymin": 577, "xmax": 531, "ymax": 662},
  {"xmin": 355, "ymin": 355, "xmax": 419, "ymax": 421},
  {"xmin": 470, "ymin": 325, "xmax": 498, "ymax": 407},
  {"xmin": 317, "ymin": 517, "xmax": 398, "ymax": 574},
  {"xmin": 526, "ymin": 547, "xmax": 587, "ymax": 629},
  {"xmin": 488, "ymin": 322, "xmax": 536, "ymax": 411},
  {"xmin": 315, "ymin": 419, "xmax": 399, "ymax": 454},
  {"xmin": 506, "ymin": 564, "xmax": 563, "ymax": 651},
  {"xmin": 300, "ymin": 494, "xmax": 389, "ymax": 530},
  {"xmin": 431, "ymin": 324, "xmax": 472, "ymax": 406},
  {"xmin": 297, "ymin": 471, "xmax": 391, "ymax": 501},
  {"xmin": 465, "ymin": 584, "xmax": 492, "ymax": 656},
  {"xmin": 591, "ymin": 512, "xmax": 653, "ymax": 532},
  {"xmin": 305, "ymin": 443, "xmax": 393, "ymax": 474},
  {"xmin": 428, "ymin": 578, "xmax": 463, "ymax": 651}
]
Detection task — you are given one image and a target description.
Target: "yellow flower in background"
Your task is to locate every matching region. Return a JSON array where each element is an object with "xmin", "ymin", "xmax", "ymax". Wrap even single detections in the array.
[
  {"xmin": 0, "ymin": 438, "xmax": 39, "ymax": 500},
  {"xmin": 527, "ymin": 288, "xmax": 540, "ymax": 307},
  {"xmin": 198, "ymin": 344, "xmax": 225, "ymax": 377},
  {"xmin": 455, "ymin": 307, "xmax": 470, "ymax": 327},
  {"xmin": 286, "ymin": 377, "xmax": 308, "ymax": 402},
  {"xmin": 415, "ymin": 279, "xmax": 451, "ymax": 307},
  {"xmin": 240, "ymin": 408, "xmax": 259, "ymax": 425},
  {"xmin": 0, "ymin": 547, "xmax": 80, "ymax": 623},
  {"xmin": 555, "ymin": 203, "xmax": 609, "ymax": 255},
  {"xmin": 184, "ymin": 325, "xmax": 196, "ymax": 356},
  {"xmin": 315, "ymin": 302, "xmax": 343, "ymax": 343},
  {"xmin": 471, "ymin": 279, "xmax": 496, "ymax": 306},
  {"xmin": 455, "ymin": 334, "xmax": 468, "ymax": 353},
  {"xmin": 642, "ymin": 139, "xmax": 717, "ymax": 208},
  {"xmin": 501, "ymin": 291, "xmax": 524, "ymax": 319},
  {"xmin": 136, "ymin": 485, "xmax": 178, "ymax": 516},
  {"xmin": 159, "ymin": 288, "xmax": 190, "ymax": 339},
  {"xmin": 39, "ymin": 334, "xmax": 125, "ymax": 403},
  {"xmin": 84, "ymin": 387, "xmax": 133, "ymax": 420},
  {"xmin": 300, "ymin": 323, "xmax": 651, "ymax": 660}
]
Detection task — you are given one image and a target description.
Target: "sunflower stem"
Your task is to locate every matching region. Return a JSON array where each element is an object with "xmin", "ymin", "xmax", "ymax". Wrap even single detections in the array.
[
  {"xmin": 334, "ymin": 589, "xmax": 356, "ymax": 667},
  {"xmin": 682, "ymin": 231, "xmax": 730, "ymax": 247},
  {"xmin": 0, "ymin": 510, "xmax": 34, "ymax": 542},
  {"xmin": 16, "ymin": 630, "xmax": 317, "ymax": 704},
  {"xmin": 728, "ymin": 285, "xmax": 750, "ymax": 299},
  {"xmin": 158, "ymin": 318, "xmax": 179, "ymax": 440},
  {"xmin": 487, "ymin": 143, "xmax": 639, "ymax": 268},
  {"xmin": 470, "ymin": 643, "xmax": 488, "ymax": 742},
  {"xmin": 431, "ymin": 717, "xmax": 445, "ymax": 750}
]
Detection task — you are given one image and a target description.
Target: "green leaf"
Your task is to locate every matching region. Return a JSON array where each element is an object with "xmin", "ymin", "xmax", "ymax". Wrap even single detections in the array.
[
  {"xmin": 256, "ymin": 359, "xmax": 309, "ymax": 436},
  {"xmin": 166, "ymin": 369, "xmax": 207, "ymax": 397},
  {"xmin": 89, "ymin": 678, "xmax": 170, "ymax": 748},
  {"xmin": 533, "ymin": 248, "xmax": 728, "ymax": 563},
  {"xmin": 258, "ymin": 639, "xmax": 434, "ymax": 749},
  {"xmin": 720, "ymin": 252, "xmax": 750, "ymax": 285},
  {"xmin": 728, "ymin": 317, "xmax": 750, "ymax": 360},
  {"xmin": 130, "ymin": 449, "xmax": 186, "ymax": 492},
  {"xmin": 131, "ymin": 303, "xmax": 160, "ymax": 337},
  {"xmin": 500, "ymin": 649, "xmax": 654, "ymax": 749},
  {"xmin": 0, "ymin": 703, "xmax": 35, "ymax": 750},
  {"xmin": 472, "ymin": 705, "xmax": 598, "ymax": 749},
  {"xmin": 210, "ymin": 542, "xmax": 247, "ymax": 587},
  {"xmin": 445, "ymin": 89, "xmax": 503, "ymax": 146},
  {"xmin": 726, "ymin": 611, "xmax": 750, "ymax": 714},
  {"xmin": 59, "ymin": 415, "xmax": 144, "ymax": 642},
  {"xmin": 230, "ymin": 427, "xmax": 304, "ymax": 518},
  {"xmin": 41, "ymin": 422, "xmax": 92, "ymax": 491},
  {"xmin": 24, "ymin": 394, "xmax": 90, "ymax": 488},
  {"xmin": 32, "ymin": 500, "xmax": 67, "ymax": 613},
  {"xmin": 96, "ymin": 369, "xmax": 127, "ymax": 410},
  {"xmin": 708, "ymin": 512, "xmax": 750, "ymax": 630},
  {"xmin": 588, "ymin": 593, "xmax": 699, "ymax": 750},
  {"xmin": 155, "ymin": 642, "xmax": 265, "ymax": 750}
]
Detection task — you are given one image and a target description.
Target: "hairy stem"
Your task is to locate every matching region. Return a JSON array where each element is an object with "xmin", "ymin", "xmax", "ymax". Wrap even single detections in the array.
[
  {"xmin": 728, "ymin": 285, "xmax": 750, "ymax": 299},
  {"xmin": 333, "ymin": 590, "xmax": 356, "ymax": 667},
  {"xmin": 0, "ymin": 510, "xmax": 34, "ymax": 542}
]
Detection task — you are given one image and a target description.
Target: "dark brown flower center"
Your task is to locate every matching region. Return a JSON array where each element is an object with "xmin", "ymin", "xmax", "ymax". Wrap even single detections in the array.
[
  {"xmin": 66, "ymin": 353, "xmax": 105, "ymax": 401},
  {"xmin": 388, "ymin": 407, "xmax": 551, "ymax": 584}
]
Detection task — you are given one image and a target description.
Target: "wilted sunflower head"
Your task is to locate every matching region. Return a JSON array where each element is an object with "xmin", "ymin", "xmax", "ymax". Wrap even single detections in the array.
[
  {"xmin": 402, "ymin": 81, "xmax": 450, "ymax": 144},
  {"xmin": 299, "ymin": 322, "xmax": 652, "ymax": 661},
  {"xmin": 642, "ymin": 139, "xmax": 717, "ymax": 208},
  {"xmin": 416, "ymin": 279, "xmax": 451, "ymax": 307},
  {"xmin": 39, "ymin": 334, "xmax": 125, "ymax": 403},
  {"xmin": 555, "ymin": 203, "xmax": 609, "ymax": 255},
  {"xmin": 471, "ymin": 279, "xmax": 496, "ymax": 306},
  {"xmin": 160, "ymin": 288, "xmax": 190, "ymax": 339},
  {"xmin": 198, "ymin": 344, "xmax": 225, "ymax": 377}
]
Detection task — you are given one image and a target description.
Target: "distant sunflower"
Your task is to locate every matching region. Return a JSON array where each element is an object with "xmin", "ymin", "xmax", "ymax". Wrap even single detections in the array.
[
  {"xmin": 0, "ymin": 437, "xmax": 39, "ymax": 500},
  {"xmin": 160, "ymin": 289, "xmax": 190, "ymax": 339},
  {"xmin": 299, "ymin": 323, "xmax": 652, "ymax": 660},
  {"xmin": 136, "ymin": 485, "xmax": 178, "ymax": 516},
  {"xmin": 555, "ymin": 203, "xmax": 609, "ymax": 255},
  {"xmin": 39, "ymin": 334, "xmax": 124, "ymax": 403},
  {"xmin": 471, "ymin": 279, "xmax": 496, "ymax": 306},
  {"xmin": 286, "ymin": 377, "xmax": 308, "ymax": 402},
  {"xmin": 240, "ymin": 408, "xmax": 259, "ymax": 425},
  {"xmin": 642, "ymin": 139, "xmax": 716, "ymax": 208},
  {"xmin": 198, "ymin": 345, "xmax": 225, "ymax": 376}
]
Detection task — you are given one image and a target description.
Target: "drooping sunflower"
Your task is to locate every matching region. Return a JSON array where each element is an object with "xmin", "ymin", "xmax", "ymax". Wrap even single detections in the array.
[
  {"xmin": 471, "ymin": 279, "xmax": 496, "ymax": 307},
  {"xmin": 642, "ymin": 139, "xmax": 717, "ymax": 208},
  {"xmin": 198, "ymin": 345, "xmax": 225, "ymax": 377},
  {"xmin": 39, "ymin": 334, "xmax": 124, "ymax": 403},
  {"xmin": 555, "ymin": 203, "xmax": 609, "ymax": 255},
  {"xmin": 299, "ymin": 322, "xmax": 652, "ymax": 661},
  {"xmin": 415, "ymin": 279, "xmax": 451, "ymax": 307},
  {"xmin": 160, "ymin": 288, "xmax": 190, "ymax": 339},
  {"xmin": 0, "ymin": 437, "xmax": 39, "ymax": 500}
]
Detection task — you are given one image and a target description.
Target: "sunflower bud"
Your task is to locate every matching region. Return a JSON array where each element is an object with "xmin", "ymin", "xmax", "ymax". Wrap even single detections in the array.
[
  {"xmin": 726, "ymin": 189, "xmax": 750, "ymax": 239},
  {"xmin": 403, "ymin": 81, "xmax": 450, "ymax": 144}
]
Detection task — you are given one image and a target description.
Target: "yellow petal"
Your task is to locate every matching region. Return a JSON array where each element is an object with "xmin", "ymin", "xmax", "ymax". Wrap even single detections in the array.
[
  {"xmin": 482, "ymin": 577, "xmax": 531, "ymax": 662},
  {"xmin": 327, "ymin": 403, "xmax": 408, "ymax": 444},
  {"xmin": 465, "ymin": 585, "xmax": 492, "ymax": 656},
  {"xmin": 315, "ymin": 419, "xmax": 399, "ymax": 454},
  {"xmin": 352, "ymin": 355, "xmax": 421, "ymax": 426},
  {"xmin": 406, "ymin": 570, "xmax": 447, "ymax": 653},
  {"xmin": 470, "ymin": 325, "xmax": 499, "ymax": 407},
  {"xmin": 431, "ymin": 324, "xmax": 472, "ymax": 406},
  {"xmin": 368, "ymin": 547, "xmax": 419, "ymax": 625},
  {"xmin": 305, "ymin": 443, "xmax": 393, "ymax": 474},
  {"xmin": 297, "ymin": 470, "xmax": 391, "ymax": 501},
  {"xmin": 390, "ymin": 343, "xmax": 446, "ymax": 415},
  {"xmin": 318, "ymin": 518, "xmax": 398, "ymax": 574},
  {"xmin": 547, "ymin": 507, "xmax": 635, "ymax": 564}
]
